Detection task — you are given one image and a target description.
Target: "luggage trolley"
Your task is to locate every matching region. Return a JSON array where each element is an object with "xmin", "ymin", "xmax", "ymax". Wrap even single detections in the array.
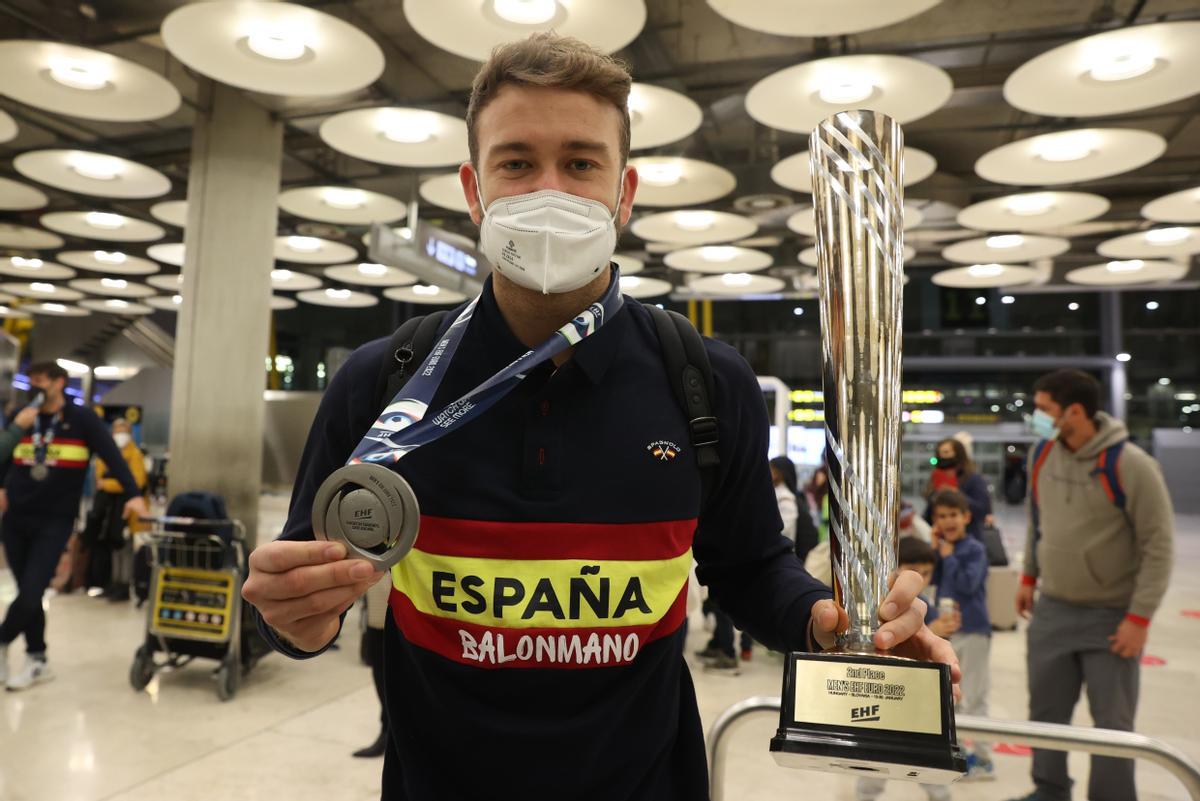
[{"xmin": 129, "ymin": 514, "xmax": 254, "ymax": 701}]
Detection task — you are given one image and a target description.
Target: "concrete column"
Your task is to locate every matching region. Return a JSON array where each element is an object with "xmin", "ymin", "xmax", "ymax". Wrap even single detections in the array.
[
  {"xmin": 1100, "ymin": 291, "xmax": 1128, "ymax": 420},
  {"xmin": 168, "ymin": 79, "xmax": 281, "ymax": 546}
]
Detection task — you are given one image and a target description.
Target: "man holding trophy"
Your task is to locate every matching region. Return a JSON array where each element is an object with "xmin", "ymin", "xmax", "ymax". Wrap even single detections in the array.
[{"xmin": 244, "ymin": 33, "xmax": 959, "ymax": 801}]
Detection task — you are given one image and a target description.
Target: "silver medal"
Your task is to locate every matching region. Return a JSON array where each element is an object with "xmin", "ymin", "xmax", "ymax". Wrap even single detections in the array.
[
  {"xmin": 312, "ymin": 463, "xmax": 420, "ymax": 570},
  {"xmin": 30, "ymin": 463, "xmax": 49, "ymax": 481}
]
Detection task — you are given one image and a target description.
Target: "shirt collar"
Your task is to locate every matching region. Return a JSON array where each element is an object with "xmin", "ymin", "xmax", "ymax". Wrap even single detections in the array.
[{"xmin": 470, "ymin": 267, "xmax": 631, "ymax": 386}]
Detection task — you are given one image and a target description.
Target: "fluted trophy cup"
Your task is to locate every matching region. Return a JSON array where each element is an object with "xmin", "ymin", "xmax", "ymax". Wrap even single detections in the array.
[{"xmin": 769, "ymin": 110, "xmax": 967, "ymax": 783}]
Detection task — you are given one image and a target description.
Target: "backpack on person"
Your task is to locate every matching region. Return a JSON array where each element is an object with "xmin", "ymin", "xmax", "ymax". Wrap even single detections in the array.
[
  {"xmin": 1029, "ymin": 438, "xmax": 1128, "ymax": 545},
  {"xmin": 374, "ymin": 304, "xmax": 722, "ymax": 497}
]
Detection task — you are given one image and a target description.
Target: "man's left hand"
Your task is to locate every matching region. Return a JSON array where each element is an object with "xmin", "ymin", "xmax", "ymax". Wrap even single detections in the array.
[
  {"xmin": 811, "ymin": 570, "xmax": 962, "ymax": 699},
  {"xmin": 124, "ymin": 495, "xmax": 149, "ymax": 521},
  {"xmin": 1108, "ymin": 619, "xmax": 1148, "ymax": 659}
]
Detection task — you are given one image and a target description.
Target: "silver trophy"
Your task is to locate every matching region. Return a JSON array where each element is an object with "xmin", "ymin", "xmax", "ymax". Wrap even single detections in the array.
[{"xmin": 770, "ymin": 110, "xmax": 966, "ymax": 783}]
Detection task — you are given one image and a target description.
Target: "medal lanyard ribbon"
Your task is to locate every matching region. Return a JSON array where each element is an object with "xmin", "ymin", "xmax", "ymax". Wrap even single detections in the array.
[
  {"xmin": 348, "ymin": 268, "xmax": 623, "ymax": 467},
  {"xmin": 32, "ymin": 411, "xmax": 60, "ymax": 465}
]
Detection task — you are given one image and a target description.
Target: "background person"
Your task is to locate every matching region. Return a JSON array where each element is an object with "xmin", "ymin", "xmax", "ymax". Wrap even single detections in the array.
[{"xmin": 924, "ymin": 437, "xmax": 992, "ymax": 541}]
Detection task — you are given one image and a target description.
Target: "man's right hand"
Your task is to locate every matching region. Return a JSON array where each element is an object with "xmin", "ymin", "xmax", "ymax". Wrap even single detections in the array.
[
  {"xmin": 1016, "ymin": 583, "xmax": 1036, "ymax": 619},
  {"xmin": 242, "ymin": 540, "xmax": 386, "ymax": 653},
  {"xmin": 13, "ymin": 406, "xmax": 37, "ymax": 429}
]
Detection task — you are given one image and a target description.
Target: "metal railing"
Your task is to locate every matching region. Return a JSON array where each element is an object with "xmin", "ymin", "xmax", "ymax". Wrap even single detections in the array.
[{"xmin": 707, "ymin": 696, "xmax": 1200, "ymax": 801}]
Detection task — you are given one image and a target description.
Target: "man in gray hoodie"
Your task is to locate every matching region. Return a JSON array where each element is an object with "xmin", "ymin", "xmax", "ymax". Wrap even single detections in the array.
[{"xmin": 1009, "ymin": 369, "xmax": 1174, "ymax": 801}]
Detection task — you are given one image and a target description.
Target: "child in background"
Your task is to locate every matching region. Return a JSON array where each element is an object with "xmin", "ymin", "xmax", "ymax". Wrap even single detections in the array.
[
  {"xmin": 855, "ymin": 536, "xmax": 959, "ymax": 801},
  {"xmin": 930, "ymin": 487, "xmax": 994, "ymax": 781}
]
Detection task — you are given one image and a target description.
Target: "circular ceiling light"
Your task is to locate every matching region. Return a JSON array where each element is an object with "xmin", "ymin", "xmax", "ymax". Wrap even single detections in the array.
[
  {"xmin": 161, "ymin": 1, "xmax": 385, "ymax": 97},
  {"xmin": 1097, "ymin": 226, "xmax": 1200, "ymax": 259},
  {"xmin": 1, "ymin": 282, "xmax": 85, "ymax": 301},
  {"xmin": 0, "ymin": 257, "xmax": 75, "ymax": 280},
  {"xmin": 0, "ymin": 305, "xmax": 30, "ymax": 320},
  {"xmin": 14, "ymin": 149, "xmax": 170, "ymax": 198},
  {"xmin": 746, "ymin": 55, "xmax": 953, "ymax": 134},
  {"xmin": 772, "ymin": 146, "xmax": 935, "ymax": 194},
  {"xmin": 147, "ymin": 243, "xmax": 185, "ymax": 267},
  {"xmin": 957, "ymin": 191, "xmax": 1109, "ymax": 233},
  {"xmin": 705, "ymin": 0, "xmax": 940, "ymax": 36},
  {"xmin": 627, "ymin": 83, "xmax": 703, "ymax": 151},
  {"xmin": 1004, "ymin": 22, "xmax": 1200, "ymax": 117},
  {"xmin": 616, "ymin": 276, "xmax": 672, "ymax": 299},
  {"xmin": 974, "ymin": 128, "xmax": 1165, "ymax": 186},
  {"xmin": 941, "ymin": 234, "xmax": 1069, "ymax": 264},
  {"xmin": 40, "ymin": 211, "xmax": 165, "ymax": 243},
  {"xmin": 664, "ymin": 245, "xmax": 771, "ymax": 275},
  {"xmin": 58, "ymin": 250, "xmax": 158, "ymax": 275},
  {"xmin": 28, "ymin": 302, "xmax": 89, "ymax": 317},
  {"xmin": 324, "ymin": 262, "xmax": 417, "ymax": 287},
  {"xmin": 320, "ymin": 107, "xmax": 469, "ymax": 167},
  {"xmin": 611, "ymin": 253, "xmax": 644, "ymax": 275},
  {"xmin": 1066, "ymin": 259, "xmax": 1187, "ymax": 286},
  {"xmin": 1141, "ymin": 185, "xmax": 1200, "ymax": 224},
  {"xmin": 274, "ymin": 235, "xmax": 357, "ymax": 264},
  {"xmin": 278, "ymin": 185, "xmax": 407, "ymax": 225},
  {"xmin": 79, "ymin": 298, "xmax": 154, "ymax": 315},
  {"xmin": 383, "ymin": 284, "xmax": 469, "ymax": 305},
  {"xmin": 402, "ymin": 0, "xmax": 646, "ymax": 62},
  {"xmin": 69, "ymin": 278, "xmax": 155, "ymax": 298},
  {"xmin": 419, "ymin": 173, "xmax": 471, "ymax": 213},
  {"xmin": 0, "ymin": 109, "xmax": 15, "ymax": 143},
  {"xmin": 270, "ymin": 268, "xmax": 322, "ymax": 290},
  {"xmin": 631, "ymin": 210, "xmax": 757, "ymax": 245},
  {"xmin": 689, "ymin": 273, "xmax": 786, "ymax": 296},
  {"xmin": 145, "ymin": 295, "xmax": 185, "ymax": 312},
  {"xmin": 931, "ymin": 264, "xmax": 1037, "ymax": 288},
  {"xmin": 0, "ymin": 177, "xmax": 48, "ymax": 211},
  {"xmin": 0, "ymin": 224, "xmax": 63, "ymax": 250},
  {"xmin": 147, "ymin": 274, "xmax": 184, "ymax": 291},
  {"xmin": 149, "ymin": 200, "xmax": 188, "ymax": 228},
  {"xmin": 271, "ymin": 295, "xmax": 299, "ymax": 310},
  {"xmin": 627, "ymin": 157, "xmax": 736, "ymax": 208},
  {"xmin": 787, "ymin": 203, "xmax": 924, "ymax": 237},
  {"xmin": 0, "ymin": 41, "xmax": 181, "ymax": 122}
]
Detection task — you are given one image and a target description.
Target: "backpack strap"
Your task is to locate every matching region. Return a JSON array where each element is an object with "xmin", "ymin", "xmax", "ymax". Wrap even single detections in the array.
[
  {"xmin": 1029, "ymin": 439, "xmax": 1055, "ymax": 546},
  {"xmin": 375, "ymin": 310, "xmax": 452, "ymax": 411},
  {"xmin": 1093, "ymin": 441, "xmax": 1128, "ymax": 512},
  {"xmin": 646, "ymin": 305, "xmax": 720, "ymax": 501}
]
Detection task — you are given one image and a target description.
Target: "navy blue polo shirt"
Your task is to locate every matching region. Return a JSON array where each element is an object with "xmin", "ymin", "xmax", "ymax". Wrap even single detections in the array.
[{"xmin": 259, "ymin": 275, "xmax": 832, "ymax": 801}]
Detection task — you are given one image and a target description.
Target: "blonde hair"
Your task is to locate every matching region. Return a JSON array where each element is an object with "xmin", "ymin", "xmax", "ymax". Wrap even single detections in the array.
[{"xmin": 466, "ymin": 32, "xmax": 633, "ymax": 165}]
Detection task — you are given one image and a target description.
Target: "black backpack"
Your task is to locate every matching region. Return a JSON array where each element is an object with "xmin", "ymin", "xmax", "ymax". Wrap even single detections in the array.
[{"xmin": 373, "ymin": 304, "xmax": 721, "ymax": 497}]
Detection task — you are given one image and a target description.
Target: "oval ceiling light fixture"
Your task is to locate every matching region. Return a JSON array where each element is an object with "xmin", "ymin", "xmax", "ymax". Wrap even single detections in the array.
[
  {"xmin": 150, "ymin": 200, "xmax": 188, "ymax": 228},
  {"xmin": 69, "ymin": 278, "xmax": 155, "ymax": 298},
  {"xmin": 689, "ymin": 273, "xmax": 785, "ymax": 296},
  {"xmin": 28, "ymin": 302, "xmax": 90, "ymax": 317},
  {"xmin": 41, "ymin": 211, "xmax": 166, "ymax": 243},
  {"xmin": 616, "ymin": 275, "xmax": 673, "ymax": 299},
  {"xmin": 161, "ymin": 1, "xmax": 384, "ymax": 97},
  {"xmin": 270, "ymin": 268, "xmax": 322, "ymax": 290},
  {"xmin": 1005, "ymin": 22, "xmax": 1200, "ymax": 117},
  {"xmin": 403, "ymin": 0, "xmax": 645, "ymax": 62},
  {"xmin": 627, "ymin": 157, "xmax": 736, "ymax": 208},
  {"xmin": 79, "ymin": 298, "xmax": 154, "ymax": 316},
  {"xmin": 0, "ymin": 109, "xmax": 16, "ymax": 144},
  {"xmin": 942, "ymin": 234, "xmax": 1069, "ymax": 264},
  {"xmin": 772, "ymin": 146, "xmax": 935, "ymax": 193},
  {"xmin": 931, "ymin": 264, "xmax": 1037, "ymax": 288},
  {"xmin": 630, "ymin": 210, "xmax": 757, "ymax": 246},
  {"xmin": 278, "ymin": 185, "xmax": 407, "ymax": 225},
  {"xmin": 14, "ymin": 149, "xmax": 170, "ymax": 199},
  {"xmin": 0, "ymin": 281, "xmax": 85, "ymax": 301},
  {"xmin": 706, "ymin": 0, "xmax": 940, "ymax": 36},
  {"xmin": 0, "ymin": 223, "xmax": 63, "ymax": 251},
  {"xmin": 1141, "ymin": 185, "xmax": 1200, "ymax": 224},
  {"xmin": 0, "ymin": 177, "xmax": 48, "ymax": 211},
  {"xmin": 627, "ymin": 83, "xmax": 702, "ymax": 151},
  {"xmin": 665, "ymin": 245, "xmax": 771, "ymax": 275},
  {"xmin": 975, "ymin": 128, "xmax": 1165, "ymax": 186},
  {"xmin": 746, "ymin": 54, "xmax": 952, "ymax": 134},
  {"xmin": 320, "ymin": 107, "xmax": 468, "ymax": 167},
  {"xmin": 273, "ymin": 235, "xmax": 357, "ymax": 264},
  {"xmin": 324, "ymin": 261, "xmax": 417, "ymax": 287},
  {"xmin": 147, "ymin": 243, "xmax": 185, "ymax": 267},
  {"xmin": 419, "ymin": 173, "xmax": 471, "ymax": 214},
  {"xmin": 958, "ymin": 191, "xmax": 1110, "ymax": 233},
  {"xmin": 59, "ymin": 250, "xmax": 159, "ymax": 275},
  {"xmin": 1066, "ymin": 259, "xmax": 1187, "ymax": 286},
  {"xmin": 0, "ymin": 41, "xmax": 181, "ymax": 122},
  {"xmin": 1097, "ymin": 226, "xmax": 1200, "ymax": 259},
  {"xmin": 298, "ymin": 287, "xmax": 378, "ymax": 308},
  {"xmin": 384, "ymin": 283, "xmax": 470, "ymax": 305},
  {"xmin": 0, "ymin": 257, "xmax": 75, "ymax": 280}
]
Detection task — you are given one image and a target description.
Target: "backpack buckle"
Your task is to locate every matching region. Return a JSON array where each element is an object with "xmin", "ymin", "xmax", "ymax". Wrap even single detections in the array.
[{"xmin": 689, "ymin": 416, "xmax": 719, "ymax": 448}]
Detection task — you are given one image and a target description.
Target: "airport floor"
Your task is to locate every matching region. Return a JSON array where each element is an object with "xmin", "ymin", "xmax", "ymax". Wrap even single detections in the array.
[{"xmin": 1, "ymin": 497, "xmax": 1198, "ymax": 801}]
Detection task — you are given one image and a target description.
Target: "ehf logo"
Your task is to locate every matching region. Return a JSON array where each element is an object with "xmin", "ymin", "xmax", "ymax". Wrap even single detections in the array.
[
  {"xmin": 850, "ymin": 704, "xmax": 881, "ymax": 723},
  {"xmin": 647, "ymin": 440, "xmax": 681, "ymax": 462}
]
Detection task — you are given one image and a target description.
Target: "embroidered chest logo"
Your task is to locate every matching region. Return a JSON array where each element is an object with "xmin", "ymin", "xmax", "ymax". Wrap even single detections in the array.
[{"xmin": 647, "ymin": 440, "xmax": 681, "ymax": 462}]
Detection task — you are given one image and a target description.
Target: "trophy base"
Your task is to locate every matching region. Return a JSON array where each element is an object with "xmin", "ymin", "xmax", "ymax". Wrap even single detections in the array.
[{"xmin": 770, "ymin": 651, "xmax": 967, "ymax": 785}]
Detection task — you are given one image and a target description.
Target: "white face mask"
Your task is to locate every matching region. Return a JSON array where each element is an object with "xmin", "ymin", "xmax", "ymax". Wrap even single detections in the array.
[
  {"xmin": 477, "ymin": 187, "xmax": 620, "ymax": 295},
  {"xmin": 113, "ymin": 432, "xmax": 132, "ymax": 448}
]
